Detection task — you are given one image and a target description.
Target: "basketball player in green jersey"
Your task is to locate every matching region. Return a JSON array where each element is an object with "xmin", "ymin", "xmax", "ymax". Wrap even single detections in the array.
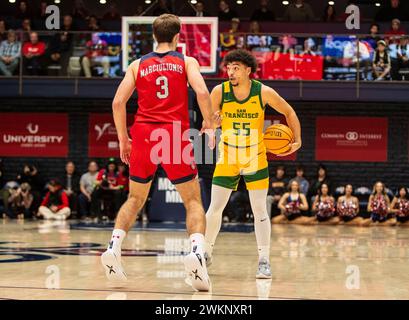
[{"xmin": 205, "ymin": 49, "xmax": 302, "ymax": 278}]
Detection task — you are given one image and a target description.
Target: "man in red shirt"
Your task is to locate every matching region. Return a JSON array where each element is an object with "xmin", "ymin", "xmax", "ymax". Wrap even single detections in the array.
[
  {"xmin": 81, "ymin": 33, "xmax": 110, "ymax": 78},
  {"xmin": 386, "ymin": 19, "xmax": 406, "ymax": 44},
  {"xmin": 101, "ymin": 14, "xmax": 217, "ymax": 292},
  {"xmin": 38, "ymin": 179, "xmax": 71, "ymax": 220},
  {"xmin": 22, "ymin": 31, "xmax": 45, "ymax": 75}
]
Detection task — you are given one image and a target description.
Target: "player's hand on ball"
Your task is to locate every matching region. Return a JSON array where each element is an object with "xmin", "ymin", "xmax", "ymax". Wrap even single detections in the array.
[
  {"xmin": 276, "ymin": 141, "xmax": 302, "ymax": 157},
  {"xmin": 120, "ymin": 138, "xmax": 132, "ymax": 165}
]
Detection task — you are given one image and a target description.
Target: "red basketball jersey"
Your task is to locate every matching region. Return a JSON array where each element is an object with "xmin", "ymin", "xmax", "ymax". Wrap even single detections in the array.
[{"xmin": 135, "ymin": 51, "xmax": 189, "ymax": 126}]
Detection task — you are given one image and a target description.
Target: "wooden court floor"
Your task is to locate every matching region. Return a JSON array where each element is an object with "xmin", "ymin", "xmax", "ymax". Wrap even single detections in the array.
[{"xmin": 1, "ymin": 220, "xmax": 409, "ymax": 300}]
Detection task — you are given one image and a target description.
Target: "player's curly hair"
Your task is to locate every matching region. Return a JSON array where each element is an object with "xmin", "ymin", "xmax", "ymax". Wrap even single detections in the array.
[{"xmin": 223, "ymin": 49, "xmax": 258, "ymax": 73}]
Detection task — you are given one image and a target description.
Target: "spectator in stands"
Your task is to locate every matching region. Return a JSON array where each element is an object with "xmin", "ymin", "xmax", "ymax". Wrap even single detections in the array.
[
  {"xmin": 372, "ymin": 40, "xmax": 391, "ymax": 81},
  {"xmin": 312, "ymin": 183, "xmax": 338, "ymax": 224},
  {"xmin": 273, "ymin": 180, "xmax": 312, "ymax": 224},
  {"xmin": 22, "ymin": 32, "xmax": 46, "ymax": 75},
  {"xmin": 2, "ymin": 181, "xmax": 19, "ymax": 219},
  {"xmin": 343, "ymin": 38, "xmax": 371, "ymax": 80},
  {"xmin": 388, "ymin": 36, "xmax": 401, "ymax": 80},
  {"xmin": 38, "ymin": 179, "xmax": 71, "ymax": 220},
  {"xmin": 91, "ymin": 158, "xmax": 121, "ymax": 220},
  {"xmin": 249, "ymin": 20, "xmax": 261, "ymax": 34},
  {"xmin": 337, "ymin": 184, "xmax": 370, "ymax": 226},
  {"xmin": 60, "ymin": 161, "xmax": 80, "ymax": 215},
  {"xmin": 322, "ymin": 4, "xmax": 336, "ymax": 22},
  {"xmin": 193, "ymin": 1, "xmax": 210, "ymax": 17},
  {"xmin": 153, "ymin": 0, "xmax": 172, "ymax": 16},
  {"xmin": 367, "ymin": 181, "xmax": 394, "ymax": 225},
  {"xmin": 37, "ymin": 1, "xmax": 48, "ymax": 19},
  {"xmin": 0, "ymin": 30, "xmax": 21, "ymax": 76},
  {"xmin": 397, "ymin": 35, "xmax": 409, "ymax": 78},
  {"xmin": 116, "ymin": 163, "xmax": 129, "ymax": 192},
  {"xmin": 47, "ymin": 15, "xmax": 74, "ymax": 76},
  {"xmin": 87, "ymin": 15, "xmax": 101, "ymax": 32},
  {"xmin": 390, "ymin": 186, "xmax": 409, "ymax": 225},
  {"xmin": 266, "ymin": 166, "xmax": 288, "ymax": 218},
  {"xmin": 19, "ymin": 18, "xmax": 32, "ymax": 43},
  {"xmin": 251, "ymin": 0, "xmax": 275, "ymax": 22},
  {"xmin": 0, "ymin": 19, "xmax": 7, "ymax": 42},
  {"xmin": 115, "ymin": 162, "xmax": 129, "ymax": 212},
  {"xmin": 103, "ymin": 3, "xmax": 121, "ymax": 21},
  {"xmin": 288, "ymin": 165, "xmax": 309, "ymax": 196},
  {"xmin": 375, "ymin": 0, "xmax": 409, "ymax": 22},
  {"xmin": 62, "ymin": 14, "xmax": 75, "ymax": 32},
  {"xmin": 3, "ymin": 181, "xmax": 18, "ymax": 219},
  {"xmin": 218, "ymin": 1, "xmax": 238, "ymax": 21},
  {"xmin": 36, "ymin": 1, "xmax": 48, "ymax": 29},
  {"xmin": 81, "ymin": 33, "xmax": 110, "ymax": 78},
  {"xmin": 15, "ymin": 1, "xmax": 32, "ymax": 20},
  {"xmin": 78, "ymin": 160, "xmax": 99, "ymax": 219},
  {"xmin": 386, "ymin": 19, "xmax": 406, "ymax": 43},
  {"xmin": 366, "ymin": 23, "xmax": 381, "ymax": 49},
  {"xmin": 284, "ymin": 0, "xmax": 315, "ymax": 22},
  {"xmin": 300, "ymin": 37, "xmax": 317, "ymax": 56},
  {"xmin": 72, "ymin": 0, "xmax": 90, "ymax": 20},
  {"xmin": 16, "ymin": 164, "xmax": 43, "ymax": 210},
  {"xmin": 220, "ymin": 18, "xmax": 241, "ymax": 52},
  {"xmin": 6, "ymin": 182, "xmax": 33, "ymax": 219},
  {"xmin": 274, "ymin": 34, "xmax": 297, "ymax": 60},
  {"xmin": 308, "ymin": 164, "xmax": 331, "ymax": 199}
]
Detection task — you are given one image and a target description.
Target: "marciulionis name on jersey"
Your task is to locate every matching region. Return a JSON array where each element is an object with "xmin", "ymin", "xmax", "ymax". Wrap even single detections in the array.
[{"xmin": 139, "ymin": 63, "xmax": 183, "ymax": 77}]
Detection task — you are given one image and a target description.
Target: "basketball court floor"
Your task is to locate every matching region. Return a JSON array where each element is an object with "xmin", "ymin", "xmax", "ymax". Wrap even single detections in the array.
[{"xmin": 1, "ymin": 220, "xmax": 409, "ymax": 300}]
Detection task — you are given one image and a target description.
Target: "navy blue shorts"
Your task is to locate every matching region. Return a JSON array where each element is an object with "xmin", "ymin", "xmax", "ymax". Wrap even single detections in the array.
[
  {"xmin": 397, "ymin": 216, "xmax": 409, "ymax": 223},
  {"xmin": 340, "ymin": 215, "xmax": 357, "ymax": 222},
  {"xmin": 371, "ymin": 213, "xmax": 392, "ymax": 222}
]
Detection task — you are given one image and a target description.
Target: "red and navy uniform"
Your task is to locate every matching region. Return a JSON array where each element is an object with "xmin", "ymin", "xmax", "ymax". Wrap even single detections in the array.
[{"xmin": 130, "ymin": 51, "xmax": 197, "ymax": 184}]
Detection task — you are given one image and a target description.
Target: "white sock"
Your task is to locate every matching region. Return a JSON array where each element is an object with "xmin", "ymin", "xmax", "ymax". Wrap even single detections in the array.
[
  {"xmin": 258, "ymin": 246, "xmax": 270, "ymax": 261},
  {"xmin": 108, "ymin": 229, "xmax": 126, "ymax": 256},
  {"xmin": 190, "ymin": 233, "xmax": 204, "ymax": 256},
  {"xmin": 249, "ymin": 189, "xmax": 271, "ymax": 262},
  {"xmin": 205, "ymin": 185, "xmax": 233, "ymax": 257}
]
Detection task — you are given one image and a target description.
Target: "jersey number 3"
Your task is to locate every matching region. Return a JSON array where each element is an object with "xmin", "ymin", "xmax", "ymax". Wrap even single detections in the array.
[{"xmin": 156, "ymin": 76, "xmax": 169, "ymax": 99}]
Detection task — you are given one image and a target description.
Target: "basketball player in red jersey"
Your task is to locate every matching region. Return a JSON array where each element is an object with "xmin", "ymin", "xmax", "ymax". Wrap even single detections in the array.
[{"xmin": 101, "ymin": 14, "xmax": 216, "ymax": 291}]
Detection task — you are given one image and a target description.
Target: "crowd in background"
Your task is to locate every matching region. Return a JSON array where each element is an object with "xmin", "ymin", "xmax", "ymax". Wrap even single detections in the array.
[
  {"xmin": 223, "ymin": 164, "xmax": 409, "ymax": 227},
  {"xmin": 0, "ymin": 0, "xmax": 409, "ymax": 80},
  {"xmin": 1, "ymin": 158, "xmax": 409, "ymax": 226},
  {"xmin": 0, "ymin": 158, "xmax": 129, "ymax": 221}
]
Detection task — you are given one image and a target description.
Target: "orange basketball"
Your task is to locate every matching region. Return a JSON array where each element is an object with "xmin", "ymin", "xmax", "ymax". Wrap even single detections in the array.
[{"xmin": 264, "ymin": 124, "xmax": 294, "ymax": 155}]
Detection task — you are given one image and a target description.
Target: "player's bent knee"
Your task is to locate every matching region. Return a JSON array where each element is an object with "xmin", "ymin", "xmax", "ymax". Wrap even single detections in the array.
[
  {"xmin": 127, "ymin": 193, "xmax": 146, "ymax": 209},
  {"xmin": 184, "ymin": 198, "xmax": 204, "ymax": 215}
]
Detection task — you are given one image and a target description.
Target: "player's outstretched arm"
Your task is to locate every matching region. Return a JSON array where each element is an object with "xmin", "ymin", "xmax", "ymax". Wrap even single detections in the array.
[
  {"xmin": 112, "ymin": 60, "xmax": 139, "ymax": 164},
  {"xmin": 185, "ymin": 56, "xmax": 217, "ymax": 149},
  {"xmin": 210, "ymin": 84, "xmax": 222, "ymax": 127},
  {"xmin": 262, "ymin": 85, "xmax": 302, "ymax": 156}
]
